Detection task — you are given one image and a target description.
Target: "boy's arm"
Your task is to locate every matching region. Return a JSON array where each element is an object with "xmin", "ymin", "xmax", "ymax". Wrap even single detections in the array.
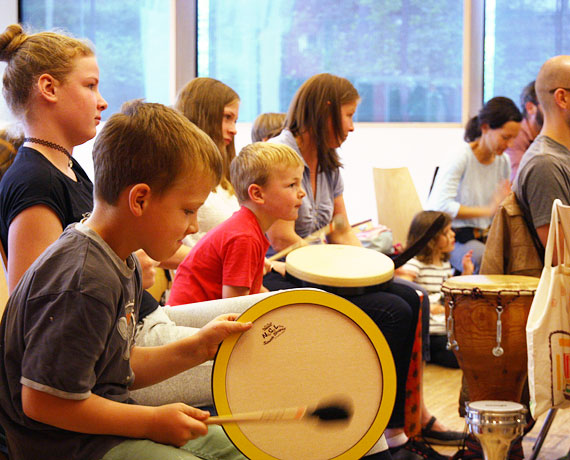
[
  {"xmin": 129, "ymin": 314, "xmax": 251, "ymax": 389},
  {"xmin": 22, "ymin": 386, "xmax": 209, "ymax": 446},
  {"xmin": 222, "ymin": 285, "xmax": 250, "ymax": 298}
]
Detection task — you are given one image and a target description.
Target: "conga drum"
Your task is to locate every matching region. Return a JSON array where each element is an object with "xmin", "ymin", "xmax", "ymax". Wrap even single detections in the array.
[
  {"xmin": 441, "ymin": 275, "xmax": 539, "ymax": 403},
  {"xmin": 212, "ymin": 289, "xmax": 396, "ymax": 460},
  {"xmin": 285, "ymin": 244, "xmax": 394, "ymax": 295}
]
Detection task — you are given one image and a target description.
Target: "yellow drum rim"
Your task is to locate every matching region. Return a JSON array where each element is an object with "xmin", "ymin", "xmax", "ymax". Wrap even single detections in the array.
[
  {"xmin": 212, "ymin": 289, "xmax": 397, "ymax": 460},
  {"xmin": 285, "ymin": 244, "xmax": 394, "ymax": 288}
]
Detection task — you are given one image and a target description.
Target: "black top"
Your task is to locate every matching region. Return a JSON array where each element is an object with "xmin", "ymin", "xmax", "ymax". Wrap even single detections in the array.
[{"xmin": 0, "ymin": 146, "xmax": 93, "ymax": 256}]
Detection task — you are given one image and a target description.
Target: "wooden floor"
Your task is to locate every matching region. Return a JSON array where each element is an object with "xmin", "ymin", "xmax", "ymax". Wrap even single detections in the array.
[{"xmin": 422, "ymin": 363, "xmax": 570, "ymax": 459}]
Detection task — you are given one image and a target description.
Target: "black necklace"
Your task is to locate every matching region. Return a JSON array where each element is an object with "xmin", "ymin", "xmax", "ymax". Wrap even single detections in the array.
[{"xmin": 24, "ymin": 137, "xmax": 73, "ymax": 169}]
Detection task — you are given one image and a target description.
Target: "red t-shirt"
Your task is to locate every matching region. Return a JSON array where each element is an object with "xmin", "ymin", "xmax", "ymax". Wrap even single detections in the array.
[{"xmin": 168, "ymin": 206, "xmax": 269, "ymax": 305}]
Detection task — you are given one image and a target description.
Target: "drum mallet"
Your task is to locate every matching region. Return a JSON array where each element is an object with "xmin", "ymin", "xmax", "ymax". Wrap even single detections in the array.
[
  {"xmin": 205, "ymin": 400, "xmax": 352, "ymax": 425},
  {"xmin": 268, "ymin": 214, "xmax": 348, "ymax": 262}
]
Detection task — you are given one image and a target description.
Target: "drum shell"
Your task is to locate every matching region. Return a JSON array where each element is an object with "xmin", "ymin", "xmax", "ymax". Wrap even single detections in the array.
[{"xmin": 442, "ymin": 276, "xmax": 537, "ymax": 403}]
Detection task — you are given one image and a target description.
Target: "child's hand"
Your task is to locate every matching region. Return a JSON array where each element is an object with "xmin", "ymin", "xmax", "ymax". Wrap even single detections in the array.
[
  {"xmin": 462, "ymin": 250, "xmax": 474, "ymax": 275},
  {"xmin": 148, "ymin": 403, "xmax": 209, "ymax": 446},
  {"xmin": 135, "ymin": 249, "xmax": 160, "ymax": 289},
  {"xmin": 197, "ymin": 314, "xmax": 252, "ymax": 360},
  {"xmin": 271, "ymin": 260, "xmax": 286, "ymax": 277},
  {"xmin": 430, "ymin": 302, "xmax": 445, "ymax": 315}
]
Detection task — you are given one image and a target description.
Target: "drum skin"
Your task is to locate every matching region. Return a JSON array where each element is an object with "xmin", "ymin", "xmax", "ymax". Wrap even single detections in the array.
[
  {"xmin": 212, "ymin": 289, "xmax": 396, "ymax": 460},
  {"xmin": 442, "ymin": 275, "xmax": 538, "ymax": 403},
  {"xmin": 285, "ymin": 244, "xmax": 394, "ymax": 295}
]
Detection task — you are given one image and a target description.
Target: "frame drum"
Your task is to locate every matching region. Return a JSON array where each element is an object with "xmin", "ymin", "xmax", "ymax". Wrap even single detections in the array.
[
  {"xmin": 212, "ymin": 289, "xmax": 396, "ymax": 460},
  {"xmin": 285, "ymin": 244, "xmax": 395, "ymax": 295}
]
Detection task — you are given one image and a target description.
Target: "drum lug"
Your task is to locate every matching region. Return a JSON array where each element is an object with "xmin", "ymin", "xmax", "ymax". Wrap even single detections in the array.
[
  {"xmin": 446, "ymin": 299, "xmax": 459, "ymax": 351},
  {"xmin": 492, "ymin": 305, "xmax": 504, "ymax": 357}
]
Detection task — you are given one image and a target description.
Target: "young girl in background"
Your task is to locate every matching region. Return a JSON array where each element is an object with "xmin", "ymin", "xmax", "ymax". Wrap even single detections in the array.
[
  {"xmin": 173, "ymin": 77, "xmax": 241, "ymax": 250},
  {"xmin": 399, "ymin": 211, "xmax": 474, "ymax": 369}
]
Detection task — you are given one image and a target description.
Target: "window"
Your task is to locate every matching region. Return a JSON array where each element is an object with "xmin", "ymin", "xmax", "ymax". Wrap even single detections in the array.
[
  {"xmin": 197, "ymin": 0, "xmax": 464, "ymax": 122},
  {"xmin": 20, "ymin": 0, "xmax": 172, "ymax": 120},
  {"xmin": 484, "ymin": 0, "xmax": 570, "ymax": 103}
]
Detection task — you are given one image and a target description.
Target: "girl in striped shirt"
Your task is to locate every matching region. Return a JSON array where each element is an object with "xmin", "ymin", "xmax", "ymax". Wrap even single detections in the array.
[{"xmin": 400, "ymin": 211, "xmax": 474, "ymax": 367}]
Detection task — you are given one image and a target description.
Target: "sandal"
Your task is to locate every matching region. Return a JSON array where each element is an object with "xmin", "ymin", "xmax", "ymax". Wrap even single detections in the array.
[{"xmin": 421, "ymin": 416, "xmax": 467, "ymax": 446}]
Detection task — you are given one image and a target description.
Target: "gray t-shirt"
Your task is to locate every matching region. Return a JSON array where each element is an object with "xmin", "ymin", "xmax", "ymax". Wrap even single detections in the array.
[
  {"xmin": 514, "ymin": 135, "xmax": 570, "ymax": 230},
  {"xmin": 0, "ymin": 223, "xmax": 142, "ymax": 460},
  {"xmin": 270, "ymin": 129, "xmax": 344, "ymax": 238}
]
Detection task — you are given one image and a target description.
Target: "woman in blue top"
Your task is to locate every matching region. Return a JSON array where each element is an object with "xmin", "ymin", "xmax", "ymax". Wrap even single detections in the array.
[
  {"xmin": 265, "ymin": 73, "xmax": 450, "ymax": 459},
  {"xmin": 427, "ymin": 97, "xmax": 522, "ymax": 273}
]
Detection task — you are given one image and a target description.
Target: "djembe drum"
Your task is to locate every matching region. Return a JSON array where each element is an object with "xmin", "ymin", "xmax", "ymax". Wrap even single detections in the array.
[
  {"xmin": 441, "ymin": 275, "xmax": 539, "ymax": 403},
  {"xmin": 212, "ymin": 289, "xmax": 396, "ymax": 460}
]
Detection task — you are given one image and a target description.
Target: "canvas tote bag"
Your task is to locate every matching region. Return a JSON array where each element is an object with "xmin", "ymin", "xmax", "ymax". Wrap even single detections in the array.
[{"xmin": 526, "ymin": 199, "xmax": 570, "ymax": 418}]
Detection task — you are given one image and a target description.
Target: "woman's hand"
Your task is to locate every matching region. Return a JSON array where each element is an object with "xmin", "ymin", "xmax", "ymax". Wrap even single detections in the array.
[{"xmin": 487, "ymin": 179, "xmax": 511, "ymax": 216}]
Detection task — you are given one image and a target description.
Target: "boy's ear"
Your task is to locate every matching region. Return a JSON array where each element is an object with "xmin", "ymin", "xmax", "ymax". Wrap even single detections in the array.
[
  {"xmin": 128, "ymin": 183, "xmax": 152, "ymax": 216},
  {"xmin": 37, "ymin": 73, "xmax": 59, "ymax": 103},
  {"xmin": 248, "ymin": 183, "xmax": 264, "ymax": 204}
]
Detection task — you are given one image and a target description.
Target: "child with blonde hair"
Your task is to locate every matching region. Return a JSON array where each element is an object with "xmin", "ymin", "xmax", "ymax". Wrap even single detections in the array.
[{"xmin": 168, "ymin": 142, "xmax": 305, "ymax": 305}]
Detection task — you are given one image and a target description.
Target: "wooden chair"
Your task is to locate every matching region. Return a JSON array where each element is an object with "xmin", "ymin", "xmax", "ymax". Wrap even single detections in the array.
[{"xmin": 372, "ymin": 167, "xmax": 423, "ymax": 247}]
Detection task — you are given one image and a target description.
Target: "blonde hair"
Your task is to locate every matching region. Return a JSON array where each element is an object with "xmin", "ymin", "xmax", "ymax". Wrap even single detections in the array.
[
  {"xmin": 174, "ymin": 77, "xmax": 239, "ymax": 192},
  {"xmin": 230, "ymin": 142, "xmax": 304, "ymax": 203},
  {"xmin": 93, "ymin": 100, "xmax": 222, "ymax": 205},
  {"xmin": 251, "ymin": 112, "xmax": 286, "ymax": 142},
  {"xmin": 0, "ymin": 23, "xmax": 94, "ymax": 119}
]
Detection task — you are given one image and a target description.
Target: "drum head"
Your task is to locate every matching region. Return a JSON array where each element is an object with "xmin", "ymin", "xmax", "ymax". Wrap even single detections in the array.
[
  {"xmin": 442, "ymin": 275, "xmax": 538, "ymax": 293},
  {"xmin": 286, "ymin": 244, "xmax": 394, "ymax": 288},
  {"xmin": 468, "ymin": 400, "xmax": 525, "ymax": 413},
  {"xmin": 212, "ymin": 289, "xmax": 396, "ymax": 460}
]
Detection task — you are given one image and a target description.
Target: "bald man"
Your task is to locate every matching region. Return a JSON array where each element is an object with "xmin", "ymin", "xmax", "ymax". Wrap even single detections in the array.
[{"xmin": 513, "ymin": 55, "xmax": 570, "ymax": 252}]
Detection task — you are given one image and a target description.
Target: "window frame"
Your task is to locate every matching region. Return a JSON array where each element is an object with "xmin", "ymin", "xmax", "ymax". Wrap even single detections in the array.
[{"xmin": 3, "ymin": 0, "xmax": 483, "ymax": 126}]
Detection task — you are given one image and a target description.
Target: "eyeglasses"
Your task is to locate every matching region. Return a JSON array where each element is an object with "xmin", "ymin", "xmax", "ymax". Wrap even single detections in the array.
[{"xmin": 549, "ymin": 87, "xmax": 570, "ymax": 93}]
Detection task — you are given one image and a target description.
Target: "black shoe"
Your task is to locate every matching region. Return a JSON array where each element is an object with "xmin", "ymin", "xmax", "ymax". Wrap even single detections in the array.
[
  {"xmin": 390, "ymin": 438, "xmax": 450, "ymax": 460},
  {"xmin": 421, "ymin": 416, "xmax": 467, "ymax": 446}
]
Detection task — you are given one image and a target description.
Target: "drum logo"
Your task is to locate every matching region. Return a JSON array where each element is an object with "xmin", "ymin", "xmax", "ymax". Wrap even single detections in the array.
[
  {"xmin": 550, "ymin": 332, "xmax": 570, "ymax": 400},
  {"xmin": 262, "ymin": 322, "xmax": 286, "ymax": 344}
]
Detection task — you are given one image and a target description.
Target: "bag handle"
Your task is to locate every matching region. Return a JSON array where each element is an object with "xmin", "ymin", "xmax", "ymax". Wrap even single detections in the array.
[{"xmin": 544, "ymin": 199, "xmax": 562, "ymax": 268}]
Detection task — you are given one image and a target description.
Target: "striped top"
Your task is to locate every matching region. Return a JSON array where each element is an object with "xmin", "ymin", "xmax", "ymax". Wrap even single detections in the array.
[{"xmin": 401, "ymin": 258, "xmax": 454, "ymax": 335}]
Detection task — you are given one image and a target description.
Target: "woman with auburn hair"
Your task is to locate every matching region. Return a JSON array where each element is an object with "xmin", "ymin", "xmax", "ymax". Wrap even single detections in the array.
[{"xmin": 264, "ymin": 73, "xmax": 453, "ymax": 459}]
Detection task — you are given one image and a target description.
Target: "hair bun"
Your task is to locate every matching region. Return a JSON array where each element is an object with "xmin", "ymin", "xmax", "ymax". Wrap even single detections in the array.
[{"xmin": 0, "ymin": 24, "xmax": 28, "ymax": 62}]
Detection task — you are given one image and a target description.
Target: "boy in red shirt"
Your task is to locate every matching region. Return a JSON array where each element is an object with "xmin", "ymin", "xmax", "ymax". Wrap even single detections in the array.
[{"xmin": 169, "ymin": 142, "xmax": 305, "ymax": 304}]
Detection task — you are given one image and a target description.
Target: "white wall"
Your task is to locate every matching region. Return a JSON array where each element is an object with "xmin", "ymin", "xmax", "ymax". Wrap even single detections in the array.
[{"xmin": 234, "ymin": 122, "xmax": 465, "ymax": 225}]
